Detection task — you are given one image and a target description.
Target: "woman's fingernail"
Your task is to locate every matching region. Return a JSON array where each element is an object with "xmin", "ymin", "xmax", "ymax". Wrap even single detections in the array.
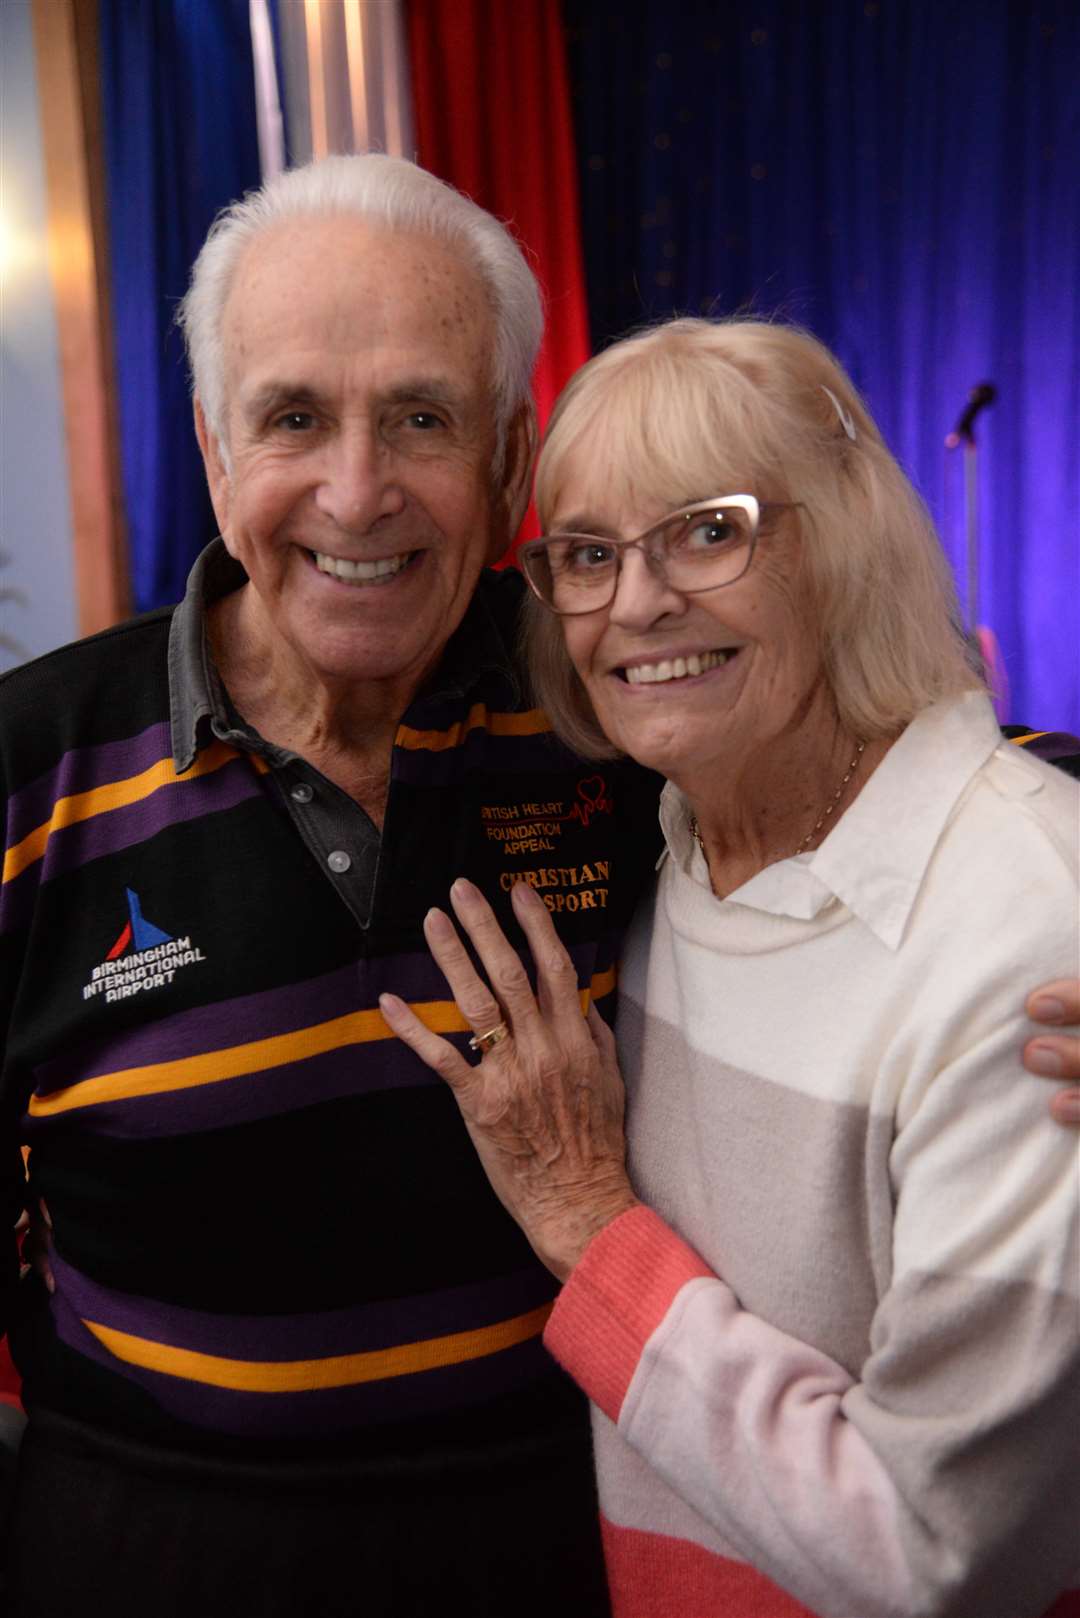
[
  {"xmin": 1055, "ymin": 1092, "xmax": 1080, "ymax": 1124},
  {"xmin": 425, "ymin": 907, "xmax": 454, "ymax": 937},
  {"xmin": 1026, "ymin": 1043, "xmax": 1064, "ymax": 1076},
  {"xmin": 450, "ymin": 878, "xmax": 480, "ymax": 904},
  {"xmin": 1030, "ymin": 996, "xmax": 1067, "ymax": 1025}
]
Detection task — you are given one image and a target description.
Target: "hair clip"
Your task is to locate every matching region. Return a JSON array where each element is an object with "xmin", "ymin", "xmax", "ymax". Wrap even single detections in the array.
[{"xmin": 820, "ymin": 385, "xmax": 857, "ymax": 442}]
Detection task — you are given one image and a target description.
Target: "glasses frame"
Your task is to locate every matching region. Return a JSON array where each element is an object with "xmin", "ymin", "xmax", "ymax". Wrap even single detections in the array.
[{"xmin": 519, "ymin": 495, "xmax": 800, "ymax": 617}]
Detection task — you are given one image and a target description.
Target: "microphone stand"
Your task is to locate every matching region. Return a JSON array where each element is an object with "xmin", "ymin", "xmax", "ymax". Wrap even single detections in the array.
[
  {"xmin": 964, "ymin": 429, "xmax": 980, "ymax": 637},
  {"xmin": 945, "ymin": 382, "xmax": 1004, "ymax": 715}
]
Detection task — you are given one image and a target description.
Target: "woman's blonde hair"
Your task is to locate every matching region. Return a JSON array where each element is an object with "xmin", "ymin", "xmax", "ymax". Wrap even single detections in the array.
[{"xmin": 525, "ymin": 317, "xmax": 982, "ymax": 760}]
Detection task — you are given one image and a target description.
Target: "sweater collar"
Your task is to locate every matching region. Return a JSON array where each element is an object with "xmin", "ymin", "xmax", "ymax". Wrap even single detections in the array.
[{"xmin": 659, "ymin": 693, "xmax": 1005, "ymax": 950}]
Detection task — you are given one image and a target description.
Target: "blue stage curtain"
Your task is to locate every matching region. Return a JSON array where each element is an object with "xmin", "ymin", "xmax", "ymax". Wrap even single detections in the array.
[
  {"xmin": 564, "ymin": 0, "xmax": 1079, "ymax": 730},
  {"xmin": 99, "ymin": 0, "xmax": 262, "ymax": 613}
]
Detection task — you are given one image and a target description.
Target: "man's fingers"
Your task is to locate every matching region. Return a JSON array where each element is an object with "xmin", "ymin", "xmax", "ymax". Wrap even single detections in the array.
[
  {"xmin": 1024, "ymin": 1037, "xmax": 1080, "ymax": 1081},
  {"xmin": 1044, "ymin": 1086, "xmax": 1080, "ymax": 1126},
  {"xmin": 1024, "ymin": 978, "xmax": 1080, "ymax": 1128},
  {"xmin": 378, "ymin": 993, "xmax": 475, "ymax": 1089},
  {"xmin": 1026, "ymin": 979, "xmax": 1080, "ymax": 1027}
]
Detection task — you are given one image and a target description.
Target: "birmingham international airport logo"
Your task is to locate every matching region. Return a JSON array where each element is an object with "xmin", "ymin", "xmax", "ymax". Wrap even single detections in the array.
[
  {"xmin": 107, "ymin": 887, "xmax": 172, "ymax": 958},
  {"xmin": 82, "ymin": 889, "xmax": 206, "ymax": 1005}
]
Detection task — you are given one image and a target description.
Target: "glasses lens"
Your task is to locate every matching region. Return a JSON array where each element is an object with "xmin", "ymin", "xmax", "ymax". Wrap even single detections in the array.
[
  {"xmin": 659, "ymin": 503, "xmax": 756, "ymax": 591},
  {"xmin": 524, "ymin": 537, "xmax": 619, "ymax": 613}
]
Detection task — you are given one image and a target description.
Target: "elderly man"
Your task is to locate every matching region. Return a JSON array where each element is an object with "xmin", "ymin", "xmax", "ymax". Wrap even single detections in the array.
[
  {"xmin": 0, "ymin": 155, "xmax": 1077, "ymax": 1617},
  {"xmin": 0, "ymin": 155, "xmax": 661, "ymax": 1617}
]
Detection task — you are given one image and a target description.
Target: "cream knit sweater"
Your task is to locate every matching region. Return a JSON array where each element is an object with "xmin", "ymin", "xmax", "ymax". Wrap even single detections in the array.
[{"xmin": 547, "ymin": 693, "xmax": 1080, "ymax": 1618}]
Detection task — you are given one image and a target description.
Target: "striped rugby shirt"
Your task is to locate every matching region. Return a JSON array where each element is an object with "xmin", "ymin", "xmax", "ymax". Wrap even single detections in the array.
[{"xmin": 0, "ymin": 546, "xmax": 660, "ymax": 1464}]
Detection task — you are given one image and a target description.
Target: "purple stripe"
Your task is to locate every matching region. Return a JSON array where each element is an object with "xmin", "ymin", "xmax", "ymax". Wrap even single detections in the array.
[
  {"xmin": 4, "ymin": 723, "xmax": 175, "ymax": 848},
  {"xmin": 1021, "ymin": 732, "xmax": 1080, "ymax": 762},
  {"xmin": 24, "ymin": 1039, "xmax": 445, "ymax": 1140},
  {"xmin": 1, "ymin": 756, "xmax": 261, "ymax": 938},
  {"xmin": 27, "ymin": 946, "xmax": 617, "ymax": 1142},
  {"xmin": 52, "ymin": 1288, "xmax": 553, "ymax": 1436},
  {"xmin": 49, "ymin": 1248, "xmax": 557, "ymax": 1360},
  {"xmin": 32, "ymin": 954, "xmax": 451, "ymax": 1094}
]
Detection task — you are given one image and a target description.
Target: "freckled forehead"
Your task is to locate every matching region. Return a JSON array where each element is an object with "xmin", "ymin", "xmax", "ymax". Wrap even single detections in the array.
[{"xmin": 221, "ymin": 215, "xmax": 495, "ymax": 384}]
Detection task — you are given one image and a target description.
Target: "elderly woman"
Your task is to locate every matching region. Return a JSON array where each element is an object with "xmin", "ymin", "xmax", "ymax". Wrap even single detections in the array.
[{"xmin": 381, "ymin": 320, "xmax": 1079, "ymax": 1618}]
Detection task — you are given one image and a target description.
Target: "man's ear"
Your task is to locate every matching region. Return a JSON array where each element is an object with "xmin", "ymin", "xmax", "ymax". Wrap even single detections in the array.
[
  {"xmin": 194, "ymin": 398, "xmax": 233, "ymax": 544},
  {"xmin": 486, "ymin": 400, "xmax": 538, "ymax": 566}
]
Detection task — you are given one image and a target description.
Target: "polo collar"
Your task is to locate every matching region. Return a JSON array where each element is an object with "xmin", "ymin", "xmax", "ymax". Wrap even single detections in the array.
[{"xmin": 167, "ymin": 538, "xmax": 522, "ymax": 773}]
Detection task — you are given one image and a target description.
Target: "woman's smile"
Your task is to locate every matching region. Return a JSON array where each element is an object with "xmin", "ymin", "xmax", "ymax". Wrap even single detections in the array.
[{"xmin": 616, "ymin": 646, "xmax": 742, "ymax": 686}]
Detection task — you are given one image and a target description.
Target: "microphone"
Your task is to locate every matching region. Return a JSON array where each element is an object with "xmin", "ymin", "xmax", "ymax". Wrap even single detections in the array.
[{"xmin": 945, "ymin": 382, "xmax": 997, "ymax": 448}]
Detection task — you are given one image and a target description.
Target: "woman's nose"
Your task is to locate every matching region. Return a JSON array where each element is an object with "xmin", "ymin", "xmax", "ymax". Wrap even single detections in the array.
[{"xmin": 607, "ymin": 545, "xmax": 687, "ymax": 630}]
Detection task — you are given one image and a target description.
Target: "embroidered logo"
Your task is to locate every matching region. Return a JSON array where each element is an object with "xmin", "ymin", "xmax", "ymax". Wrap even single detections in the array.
[
  {"xmin": 82, "ymin": 888, "xmax": 206, "ymax": 1004},
  {"xmin": 481, "ymin": 777, "xmax": 616, "ymax": 915},
  {"xmin": 480, "ymin": 776, "xmax": 614, "ymax": 856}
]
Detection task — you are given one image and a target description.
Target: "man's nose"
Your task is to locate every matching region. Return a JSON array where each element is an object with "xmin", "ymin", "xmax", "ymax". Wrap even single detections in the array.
[
  {"xmin": 607, "ymin": 545, "xmax": 687, "ymax": 630},
  {"xmin": 314, "ymin": 429, "xmax": 406, "ymax": 533}
]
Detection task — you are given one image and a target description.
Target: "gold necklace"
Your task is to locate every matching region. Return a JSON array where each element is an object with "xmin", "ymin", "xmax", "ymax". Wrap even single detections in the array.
[{"xmin": 690, "ymin": 739, "xmax": 867, "ymax": 861}]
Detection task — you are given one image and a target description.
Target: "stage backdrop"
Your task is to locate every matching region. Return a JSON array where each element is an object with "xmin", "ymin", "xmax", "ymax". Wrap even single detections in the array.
[
  {"xmin": 563, "ymin": 0, "xmax": 1079, "ymax": 731},
  {"xmin": 93, "ymin": 0, "xmax": 1076, "ymax": 732},
  {"xmin": 98, "ymin": 0, "xmax": 262, "ymax": 612}
]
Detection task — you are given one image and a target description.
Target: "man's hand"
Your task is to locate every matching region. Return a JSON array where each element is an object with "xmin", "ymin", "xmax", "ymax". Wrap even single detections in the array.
[
  {"xmin": 1024, "ymin": 980, "xmax": 1080, "ymax": 1125},
  {"xmin": 16, "ymin": 1198, "xmax": 54, "ymax": 1293}
]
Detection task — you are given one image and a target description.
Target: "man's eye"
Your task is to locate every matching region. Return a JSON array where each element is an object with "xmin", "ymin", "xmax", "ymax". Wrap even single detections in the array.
[
  {"xmin": 406, "ymin": 411, "xmax": 444, "ymax": 431},
  {"xmin": 273, "ymin": 412, "xmax": 316, "ymax": 433}
]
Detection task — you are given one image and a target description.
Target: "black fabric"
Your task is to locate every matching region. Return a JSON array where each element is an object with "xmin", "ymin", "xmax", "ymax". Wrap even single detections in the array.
[{"xmin": 4, "ymin": 1365, "xmax": 610, "ymax": 1618}]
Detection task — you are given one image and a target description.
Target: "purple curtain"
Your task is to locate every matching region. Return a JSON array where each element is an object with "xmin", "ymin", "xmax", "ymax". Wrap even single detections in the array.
[{"xmin": 565, "ymin": 0, "xmax": 1079, "ymax": 730}]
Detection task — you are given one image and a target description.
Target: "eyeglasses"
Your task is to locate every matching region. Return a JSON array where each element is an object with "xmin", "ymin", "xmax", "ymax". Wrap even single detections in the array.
[{"xmin": 519, "ymin": 496, "xmax": 799, "ymax": 616}]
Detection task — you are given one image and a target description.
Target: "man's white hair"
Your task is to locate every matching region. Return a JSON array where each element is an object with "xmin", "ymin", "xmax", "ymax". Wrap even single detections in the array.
[{"xmin": 177, "ymin": 153, "xmax": 544, "ymax": 470}]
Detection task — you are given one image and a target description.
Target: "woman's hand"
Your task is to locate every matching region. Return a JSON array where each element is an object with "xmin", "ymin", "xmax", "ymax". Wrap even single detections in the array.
[
  {"xmin": 379, "ymin": 878, "xmax": 639, "ymax": 1280},
  {"xmin": 1024, "ymin": 979, "xmax": 1080, "ymax": 1125}
]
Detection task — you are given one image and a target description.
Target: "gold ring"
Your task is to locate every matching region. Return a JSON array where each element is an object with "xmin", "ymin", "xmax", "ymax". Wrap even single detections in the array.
[{"xmin": 468, "ymin": 1021, "xmax": 509, "ymax": 1054}]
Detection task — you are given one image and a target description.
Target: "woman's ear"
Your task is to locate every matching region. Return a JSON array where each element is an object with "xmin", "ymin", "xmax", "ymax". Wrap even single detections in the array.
[{"xmin": 486, "ymin": 401, "xmax": 539, "ymax": 565}]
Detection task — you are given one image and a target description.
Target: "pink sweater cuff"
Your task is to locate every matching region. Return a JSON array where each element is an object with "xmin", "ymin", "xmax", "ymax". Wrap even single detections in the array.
[{"xmin": 544, "ymin": 1203, "xmax": 712, "ymax": 1421}]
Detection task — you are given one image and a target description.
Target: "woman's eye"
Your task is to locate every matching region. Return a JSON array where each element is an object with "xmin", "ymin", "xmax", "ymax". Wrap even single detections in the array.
[
  {"xmin": 569, "ymin": 542, "xmax": 616, "ymax": 570},
  {"xmin": 686, "ymin": 518, "xmax": 736, "ymax": 549}
]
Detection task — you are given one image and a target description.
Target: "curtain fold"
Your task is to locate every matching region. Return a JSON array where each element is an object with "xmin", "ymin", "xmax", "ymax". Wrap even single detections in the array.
[
  {"xmin": 99, "ymin": 0, "xmax": 262, "ymax": 611},
  {"xmin": 564, "ymin": 0, "xmax": 1079, "ymax": 729},
  {"xmin": 407, "ymin": 0, "xmax": 591, "ymax": 550}
]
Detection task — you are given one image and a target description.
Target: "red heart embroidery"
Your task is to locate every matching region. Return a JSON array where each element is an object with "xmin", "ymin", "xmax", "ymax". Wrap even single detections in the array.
[{"xmin": 576, "ymin": 775, "xmax": 606, "ymax": 804}]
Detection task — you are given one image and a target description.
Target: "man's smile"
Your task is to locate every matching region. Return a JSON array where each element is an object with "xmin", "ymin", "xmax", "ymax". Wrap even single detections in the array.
[{"xmin": 310, "ymin": 548, "xmax": 420, "ymax": 585}]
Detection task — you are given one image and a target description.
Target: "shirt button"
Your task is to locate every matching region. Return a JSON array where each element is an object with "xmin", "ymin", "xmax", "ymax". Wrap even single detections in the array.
[
  {"xmin": 327, "ymin": 850, "xmax": 352, "ymax": 874},
  {"xmin": 291, "ymin": 783, "xmax": 314, "ymax": 803}
]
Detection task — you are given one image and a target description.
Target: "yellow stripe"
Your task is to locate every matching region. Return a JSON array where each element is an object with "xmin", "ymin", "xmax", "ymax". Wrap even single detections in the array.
[
  {"xmin": 29, "ymin": 999, "xmax": 469, "ymax": 1118},
  {"xmin": 29, "ymin": 971, "xmax": 615, "ymax": 1119},
  {"xmin": 3, "ymin": 742, "xmax": 243, "ymax": 886},
  {"xmin": 83, "ymin": 1301, "xmax": 554, "ymax": 1392},
  {"xmin": 1008, "ymin": 731, "xmax": 1048, "ymax": 747},
  {"xmin": 395, "ymin": 704, "xmax": 552, "ymax": 753}
]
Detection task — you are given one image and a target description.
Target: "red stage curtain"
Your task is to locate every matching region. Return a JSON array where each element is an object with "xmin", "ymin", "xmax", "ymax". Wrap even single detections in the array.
[{"xmin": 407, "ymin": 0, "xmax": 591, "ymax": 550}]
